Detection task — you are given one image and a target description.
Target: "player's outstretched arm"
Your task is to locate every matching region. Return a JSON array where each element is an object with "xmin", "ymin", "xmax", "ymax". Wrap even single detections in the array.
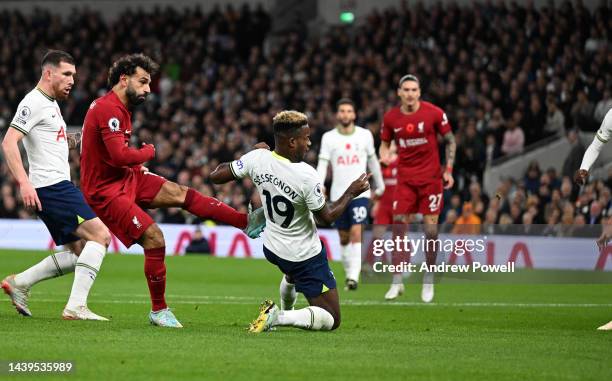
[
  {"xmin": 314, "ymin": 173, "xmax": 370, "ymax": 226},
  {"xmin": 1, "ymin": 128, "xmax": 41, "ymax": 211},
  {"xmin": 209, "ymin": 163, "xmax": 235, "ymax": 184},
  {"xmin": 575, "ymin": 109, "xmax": 612, "ymax": 185},
  {"xmin": 210, "ymin": 143, "xmax": 269, "ymax": 184}
]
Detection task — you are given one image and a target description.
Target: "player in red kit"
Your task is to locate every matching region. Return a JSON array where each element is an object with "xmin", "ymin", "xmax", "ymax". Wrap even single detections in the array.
[
  {"xmin": 80, "ymin": 54, "xmax": 266, "ymax": 328},
  {"xmin": 379, "ymin": 74, "xmax": 456, "ymax": 302},
  {"xmin": 374, "ymin": 142, "xmax": 398, "ymax": 225}
]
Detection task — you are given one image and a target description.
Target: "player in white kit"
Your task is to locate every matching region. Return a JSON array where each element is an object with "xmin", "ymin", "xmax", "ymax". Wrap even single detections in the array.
[
  {"xmin": 1, "ymin": 50, "xmax": 111, "ymax": 320},
  {"xmin": 210, "ymin": 110, "xmax": 370, "ymax": 332},
  {"xmin": 317, "ymin": 99, "xmax": 384, "ymax": 290},
  {"xmin": 574, "ymin": 108, "xmax": 612, "ymax": 331}
]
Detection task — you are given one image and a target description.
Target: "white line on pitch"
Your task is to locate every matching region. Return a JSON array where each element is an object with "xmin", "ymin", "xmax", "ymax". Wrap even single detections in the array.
[{"xmin": 2, "ymin": 298, "xmax": 612, "ymax": 308}]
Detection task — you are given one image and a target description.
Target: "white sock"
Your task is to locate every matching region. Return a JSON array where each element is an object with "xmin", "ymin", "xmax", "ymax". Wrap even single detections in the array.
[
  {"xmin": 423, "ymin": 271, "xmax": 434, "ymax": 285},
  {"xmin": 340, "ymin": 244, "xmax": 350, "ymax": 279},
  {"xmin": 275, "ymin": 306, "xmax": 334, "ymax": 331},
  {"xmin": 392, "ymin": 273, "xmax": 403, "ymax": 284},
  {"xmin": 66, "ymin": 241, "xmax": 106, "ymax": 309},
  {"xmin": 347, "ymin": 242, "xmax": 362, "ymax": 282},
  {"xmin": 279, "ymin": 276, "xmax": 296, "ymax": 310},
  {"xmin": 14, "ymin": 251, "xmax": 77, "ymax": 288}
]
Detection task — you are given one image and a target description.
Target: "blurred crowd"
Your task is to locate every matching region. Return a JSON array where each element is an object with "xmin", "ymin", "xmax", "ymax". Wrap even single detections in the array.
[{"xmin": 0, "ymin": 1, "xmax": 610, "ymax": 231}]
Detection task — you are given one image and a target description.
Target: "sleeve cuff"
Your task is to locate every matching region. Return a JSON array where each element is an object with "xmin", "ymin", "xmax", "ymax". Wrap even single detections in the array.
[
  {"xmin": 229, "ymin": 162, "xmax": 238, "ymax": 178},
  {"xmin": 596, "ymin": 133, "xmax": 608, "ymax": 143},
  {"xmin": 9, "ymin": 124, "xmax": 28, "ymax": 135},
  {"xmin": 311, "ymin": 202, "xmax": 326, "ymax": 212}
]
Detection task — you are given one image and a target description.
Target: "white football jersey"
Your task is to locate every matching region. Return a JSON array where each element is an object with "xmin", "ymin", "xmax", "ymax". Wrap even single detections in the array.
[
  {"xmin": 231, "ymin": 149, "xmax": 325, "ymax": 262},
  {"xmin": 318, "ymin": 126, "xmax": 375, "ymax": 201},
  {"xmin": 595, "ymin": 108, "xmax": 612, "ymax": 143},
  {"xmin": 9, "ymin": 88, "xmax": 70, "ymax": 188}
]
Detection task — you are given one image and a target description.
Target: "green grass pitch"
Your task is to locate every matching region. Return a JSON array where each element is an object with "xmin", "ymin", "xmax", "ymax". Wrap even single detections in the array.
[{"xmin": 0, "ymin": 249, "xmax": 611, "ymax": 381}]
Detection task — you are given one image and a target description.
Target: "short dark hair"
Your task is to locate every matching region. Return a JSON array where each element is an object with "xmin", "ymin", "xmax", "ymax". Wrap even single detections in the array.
[
  {"xmin": 336, "ymin": 98, "xmax": 355, "ymax": 111},
  {"xmin": 398, "ymin": 74, "xmax": 420, "ymax": 88},
  {"xmin": 41, "ymin": 50, "xmax": 74, "ymax": 69},
  {"xmin": 107, "ymin": 53, "xmax": 159, "ymax": 87},
  {"xmin": 273, "ymin": 110, "xmax": 308, "ymax": 137}
]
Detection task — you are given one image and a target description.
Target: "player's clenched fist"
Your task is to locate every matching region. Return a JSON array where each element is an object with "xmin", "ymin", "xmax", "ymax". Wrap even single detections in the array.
[
  {"xmin": 347, "ymin": 173, "xmax": 371, "ymax": 197},
  {"xmin": 141, "ymin": 143, "xmax": 156, "ymax": 160},
  {"xmin": 574, "ymin": 169, "xmax": 588, "ymax": 186}
]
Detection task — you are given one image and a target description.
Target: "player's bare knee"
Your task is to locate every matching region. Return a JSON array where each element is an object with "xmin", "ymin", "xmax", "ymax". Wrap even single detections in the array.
[
  {"xmin": 339, "ymin": 230, "xmax": 350, "ymax": 246},
  {"xmin": 96, "ymin": 225, "xmax": 112, "ymax": 247},
  {"xmin": 424, "ymin": 225, "xmax": 439, "ymax": 240},
  {"xmin": 143, "ymin": 224, "xmax": 165, "ymax": 248},
  {"xmin": 349, "ymin": 229, "xmax": 361, "ymax": 243}
]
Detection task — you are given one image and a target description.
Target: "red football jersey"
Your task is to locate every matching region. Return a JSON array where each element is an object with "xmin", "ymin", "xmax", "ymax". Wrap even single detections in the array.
[
  {"xmin": 80, "ymin": 91, "xmax": 154, "ymax": 201},
  {"xmin": 380, "ymin": 101, "xmax": 451, "ymax": 185}
]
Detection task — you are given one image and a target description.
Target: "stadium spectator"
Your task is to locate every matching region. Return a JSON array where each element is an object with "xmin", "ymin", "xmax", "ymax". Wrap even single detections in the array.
[
  {"xmin": 501, "ymin": 119, "xmax": 525, "ymax": 156},
  {"xmin": 184, "ymin": 227, "xmax": 211, "ymax": 255},
  {"xmin": 562, "ymin": 130, "xmax": 586, "ymax": 178},
  {"xmin": 452, "ymin": 203, "xmax": 481, "ymax": 235},
  {"xmin": 543, "ymin": 98, "xmax": 566, "ymax": 138},
  {"xmin": 594, "ymin": 90, "xmax": 612, "ymax": 124}
]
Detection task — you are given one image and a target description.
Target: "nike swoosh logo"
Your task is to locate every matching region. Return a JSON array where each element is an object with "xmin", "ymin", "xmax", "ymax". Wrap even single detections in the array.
[{"xmin": 394, "ymin": 128, "xmax": 402, "ymax": 132}]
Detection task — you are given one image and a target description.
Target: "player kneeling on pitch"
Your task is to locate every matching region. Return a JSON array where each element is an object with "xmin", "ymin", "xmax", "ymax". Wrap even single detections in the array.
[{"xmin": 210, "ymin": 111, "xmax": 370, "ymax": 332}]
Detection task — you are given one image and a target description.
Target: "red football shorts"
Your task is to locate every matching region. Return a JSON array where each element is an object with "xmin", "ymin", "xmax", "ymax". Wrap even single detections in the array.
[
  {"xmin": 374, "ymin": 198, "xmax": 394, "ymax": 224},
  {"xmin": 89, "ymin": 170, "xmax": 167, "ymax": 247},
  {"xmin": 393, "ymin": 180, "xmax": 443, "ymax": 216}
]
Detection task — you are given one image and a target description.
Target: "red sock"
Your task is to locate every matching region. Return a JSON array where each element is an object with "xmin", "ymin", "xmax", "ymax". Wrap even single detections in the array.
[
  {"xmin": 144, "ymin": 247, "xmax": 167, "ymax": 312},
  {"xmin": 183, "ymin": 188, "xmax": 247, "ymax": 229}
]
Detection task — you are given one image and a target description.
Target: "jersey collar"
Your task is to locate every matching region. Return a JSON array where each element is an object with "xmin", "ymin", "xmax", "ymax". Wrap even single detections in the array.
[
  {"xmin": 336, "ymin": 124, "xmax": 356, "ymax": 135},
  {"xmin": 36, "ymin": 87, "xmax": 55, "ymax": 102},
  {"xmin": 271, "ymin": 151, "xmax": 291, "ymax": 163},
  {"xmin": 108, "ymin": 90, "xmax": 130, "ymax": 113}
]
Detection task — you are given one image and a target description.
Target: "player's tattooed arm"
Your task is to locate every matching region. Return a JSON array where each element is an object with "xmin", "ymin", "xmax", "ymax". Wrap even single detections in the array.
[
  {"xmin": 314, "ymin": 173, "xmax": 371, "ymax": 225},
  {"xmin": 442, "ymin": 132, "xmax": 456, "ymax": 189},
  {"xmin": 443, "ymin": 132, "xmax": 456, "ymax": 171}
]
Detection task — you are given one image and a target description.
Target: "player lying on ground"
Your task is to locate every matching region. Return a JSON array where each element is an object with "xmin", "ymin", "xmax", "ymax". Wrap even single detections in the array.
[
  {"xmin": 574, "ymin": 108, "xmax": 612, "ymax": 331},
  {"xmin": 2, "ymin": 50, "xmax": 111, "ymax": 321},
  {"xmin": 210, "ymin": 110, "xmax": 370, "ymax": 332},
  {"xmin": 79, "ymin": 54, "xmax": 266, "ymax": 328},
  {"xmin": 317, "ymin": 98, "xmax": 385, "ymax": 291},
  {"xmin": 379, "ymin": 74, "xmax": 456, "ymax": 302}
]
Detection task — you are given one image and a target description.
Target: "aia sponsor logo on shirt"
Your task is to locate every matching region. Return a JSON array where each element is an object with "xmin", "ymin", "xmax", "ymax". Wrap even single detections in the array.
[
  {"xmin": 336, "ymin": 155, "xmax": 360, "ymax": 166},
  {"xmin": 56, "ymin": 126, "xmax": 66, "ymax": 142}
]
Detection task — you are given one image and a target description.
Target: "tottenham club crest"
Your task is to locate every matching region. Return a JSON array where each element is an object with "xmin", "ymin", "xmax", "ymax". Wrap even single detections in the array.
[
  {"xmin": 314, "ymin": 183, "xmax": 324, "ymax": 201},
  {"xmin": 108, "ymin": 117, "xmax": 120, "ymax": 132}
]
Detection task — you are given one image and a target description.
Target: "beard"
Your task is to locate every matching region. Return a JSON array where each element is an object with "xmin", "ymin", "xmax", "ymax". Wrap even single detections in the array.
[
  {"xmin": 126, "ymin": 86, "xmax": 147, "ymax": 106},
  {"xmin": 53, "ymin": 84, "xmax": 69, "ymax": 101}
]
